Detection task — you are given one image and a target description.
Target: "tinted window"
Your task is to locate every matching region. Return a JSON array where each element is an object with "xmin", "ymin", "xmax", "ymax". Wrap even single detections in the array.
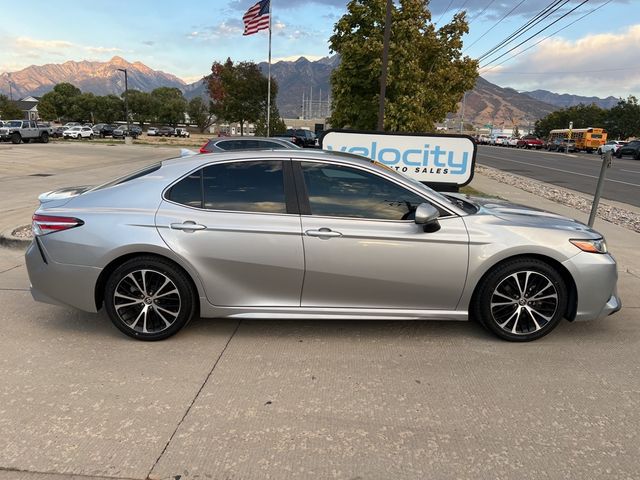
[
  {"xmin": 167, "ymin": 171, "xmax": 202, "ymax": 208},
  {"xmin": 301, "ymin": 162, "xmax": 426, "ymax": 220},
  {"xmin": 202, "ymin": 161, "xmax": 286, "ymax": 213}
]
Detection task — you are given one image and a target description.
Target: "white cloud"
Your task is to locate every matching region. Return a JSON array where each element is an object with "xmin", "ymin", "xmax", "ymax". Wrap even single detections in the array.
[{"xmin": 481, "ymin": 25, "xmax": 640, "ymax": 97}]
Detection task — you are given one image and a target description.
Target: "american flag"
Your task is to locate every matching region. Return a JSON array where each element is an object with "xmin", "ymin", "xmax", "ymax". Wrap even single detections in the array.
[{"xmin": 243, "ymin": 0, "xmax": 270, "ymax": 36}]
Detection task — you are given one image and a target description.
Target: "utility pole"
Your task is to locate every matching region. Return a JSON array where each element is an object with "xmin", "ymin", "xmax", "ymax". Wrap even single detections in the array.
[
  {"xmin": 117, "ymin": 68, "xmax": 130, "ymax": 134},
  {"xmin": 459, "ymin": 92, "xmax": 467, "ymax": 133},
  {"xmin": 377, "ymin": 0, "xmax": 393, "ymax": 131}
]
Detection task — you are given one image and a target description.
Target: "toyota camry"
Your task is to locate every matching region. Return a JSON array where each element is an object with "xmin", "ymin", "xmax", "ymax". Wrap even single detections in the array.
[{"xmin": 26, "ymin": 150, "xmax": 621, "ymax": 341}]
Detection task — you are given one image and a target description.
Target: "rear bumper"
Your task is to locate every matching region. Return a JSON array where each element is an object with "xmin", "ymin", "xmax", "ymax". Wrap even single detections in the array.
[{"xmin": 25, "ymin": 240, "xmax": 101, "ymax": 313}]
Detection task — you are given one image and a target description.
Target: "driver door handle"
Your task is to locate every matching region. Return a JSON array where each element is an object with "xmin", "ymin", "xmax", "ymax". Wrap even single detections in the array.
[
  {"xmin": 170, "ymin": 221, "xmax": 207, "ymax": 231},
  {"xmin": 305, "ymin": 228, "xmax": 342, "ymax": 238}
]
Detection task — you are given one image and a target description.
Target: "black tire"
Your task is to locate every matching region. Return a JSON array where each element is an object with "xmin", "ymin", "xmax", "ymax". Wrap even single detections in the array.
[
  {"xmin": 40, "ymin": 132, "xmax": 49, "ymax": 143},
  {"xmin": 11, "ymin": 133, "xmax": 21, "ymax": 144},
  {"xmin": 635, "ymin": 151, "xmax": 640, "ymax": 160},
  {"xmin": 104, "ymin": 256, "xmax": 197, "ymax": 341},
  {"xmin": 472, "ymin": 258, "xmax": 568, "ymax": 342},
  {"xmin": 89, "ymin": 134, "xmax": 93, "ymax": 140},
  {"xmin": 23, "ymin": 138, "xmax": 30, "ymax": 144},
  {"xmin": 596, "ymin": 148, "xmax": 602, "ymax": 155},
  {"xmin": 616, "ymin": 151, "xmax": 622, "ymax": 158}
]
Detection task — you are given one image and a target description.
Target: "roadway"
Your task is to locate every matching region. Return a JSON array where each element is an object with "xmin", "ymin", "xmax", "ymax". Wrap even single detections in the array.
[{"xmin": 476, "ymin": 145, "xmax": 640, "ymax": 208}]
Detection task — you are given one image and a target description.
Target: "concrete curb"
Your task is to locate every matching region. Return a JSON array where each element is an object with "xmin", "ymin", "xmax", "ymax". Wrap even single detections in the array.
[{"xmin": 0, "ymin": 225, "xmax": 31, "ymax": 250}]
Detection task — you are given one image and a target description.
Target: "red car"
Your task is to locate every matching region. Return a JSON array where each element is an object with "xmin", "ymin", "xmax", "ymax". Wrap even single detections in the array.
[{"xmin": 516, "ymin": 135, "xmax": 544, "ymax": 149}]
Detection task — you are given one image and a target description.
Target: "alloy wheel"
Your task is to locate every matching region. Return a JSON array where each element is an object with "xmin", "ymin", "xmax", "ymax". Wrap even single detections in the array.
[
  {"xmin": 113, "ymin": 269, "xmax": 181, "ymax": 334},
  {"xmin": 490, "ymin": 270, "xmax": 558, "ymax": 335}
]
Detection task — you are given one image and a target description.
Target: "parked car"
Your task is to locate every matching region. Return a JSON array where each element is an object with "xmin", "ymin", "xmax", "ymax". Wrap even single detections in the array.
[
  {"xmin": 62, "ymin": 122, "xmax": 81, "ymax": 129},
  {"xmin": 63, "ymin": 126, "xmax": 94, "ymax": 140},
  {"xmin": 615, "ymin": 140, "xmax": 640, "ymax": 160},
  {"xmin": 174, "ymin": 127, "xmax": 190, "ymax": 138},
  {"xmin": 0, "ymin": 120, "xmax": 51, "ymax": 144},
  {"xmin": 52, "ymin": 126, "xmax": 68, "ymax": 138},
  {"xmin": 112, "ymin": 126, "xmax": 141, "ymax": 139},
  {"xmin": 597, "ymin": 140, "xmax": 627, "ymax": 155},
  {"xmin": 199, "ymin": 136, "xmax": 300, "ymax": 153},
  {"xmin": 491, "ymin": 135, "xmax": 508, "ymax": 146},
  {"xmin": 507, "ymin": 137, "xmax": 519, "ymax": 147},
  {"xmin": 26, "ymin": 150, "xmax": 620, "ymax": 342},
  {"xmin": 516, "ymin": 135, "xmax": 544, "ymax": 149},
  {"xmin": 157, "ymin": 126, "xmax": 175, "ymax": 137},
  {"xmin": 559, "ymin": 138, "xmax": 578, "ymax": 153},
  {"xmin": 94, "ymin": 124, "xmax": 118, "ymax": 138},
  {"xmin": 274, "ymin": 129, "xmax": 317, "ymax": 147},
  {"xmin": 37, "ymin": 122, "xmax": 54, "ymax": 136},
  {"xmin": 146, "ymin": 127, "xmax": 159, "ymax": 136}
]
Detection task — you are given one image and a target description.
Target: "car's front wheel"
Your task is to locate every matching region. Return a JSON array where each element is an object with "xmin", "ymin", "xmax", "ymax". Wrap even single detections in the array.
[
  {"xmin": 473, "ymin": 258, "xmax": 568, "ymax": 342},
  {"xmin": 104, "ymin": 256, "xmax": 197, "ymax": 341}
]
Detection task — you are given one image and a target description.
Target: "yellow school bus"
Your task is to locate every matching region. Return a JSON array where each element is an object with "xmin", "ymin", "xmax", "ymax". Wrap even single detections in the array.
[{"xmin": 548, "ymin": 128, "xmax": 607, "ymax": 152}]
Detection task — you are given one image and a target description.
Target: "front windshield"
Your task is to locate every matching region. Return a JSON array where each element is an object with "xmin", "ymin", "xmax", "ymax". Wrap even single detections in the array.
[{"xmin": 7, "ymin": 121, "xmax": 22, "ymax": 128}]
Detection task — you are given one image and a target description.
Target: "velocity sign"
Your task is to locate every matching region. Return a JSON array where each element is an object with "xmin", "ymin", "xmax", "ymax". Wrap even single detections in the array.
[{"xmin": 320, "ymin": 130, "xmax": 477, "ymax": 187}]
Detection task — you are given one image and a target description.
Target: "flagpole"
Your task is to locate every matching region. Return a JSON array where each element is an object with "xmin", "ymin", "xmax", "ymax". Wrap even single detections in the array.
[{"xmin": 266, "ymin": 1, "xmax": 272, "ymax": 137}]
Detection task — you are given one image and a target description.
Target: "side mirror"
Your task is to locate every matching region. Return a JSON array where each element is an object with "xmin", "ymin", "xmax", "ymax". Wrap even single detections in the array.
[{"xmin": 414, "ymin": 203, "xmax": 440, "ymax": 231}]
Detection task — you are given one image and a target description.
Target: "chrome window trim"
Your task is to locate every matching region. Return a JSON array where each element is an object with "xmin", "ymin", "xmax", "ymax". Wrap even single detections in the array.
[
  {"xmin": 162, "ymin": 157, "xmax": 295, "ymax": 217},
  {"xmin": 295, "ymin": 157, "xmax": 460, "ymax": 220}
]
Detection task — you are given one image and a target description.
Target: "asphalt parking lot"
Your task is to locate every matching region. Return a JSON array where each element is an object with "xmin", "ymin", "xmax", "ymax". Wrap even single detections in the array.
[{"xmin": 1, "ymin": 143, "xmax": 639, "ymax": 479}]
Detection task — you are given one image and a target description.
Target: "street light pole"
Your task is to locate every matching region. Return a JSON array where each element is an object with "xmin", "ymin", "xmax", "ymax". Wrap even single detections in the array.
[
  {"xmin": 377, "ymin": 0, "xmax": 393, "ymax": 131},
  {"xmin": 117, "ymin": 68, "xmax": 130, "ymax": 133}
]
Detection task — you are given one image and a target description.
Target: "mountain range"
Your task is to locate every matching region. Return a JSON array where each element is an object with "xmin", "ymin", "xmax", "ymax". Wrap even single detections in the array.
[{"xmin": 0, "ymin": 55, "xmax": 620, "ymax": 127}]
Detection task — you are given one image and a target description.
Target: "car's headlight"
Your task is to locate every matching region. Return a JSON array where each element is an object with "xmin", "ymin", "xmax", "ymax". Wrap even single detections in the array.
[{"xmin": 570, "ymin": 238, "xmax": 608, "ymax": 254}]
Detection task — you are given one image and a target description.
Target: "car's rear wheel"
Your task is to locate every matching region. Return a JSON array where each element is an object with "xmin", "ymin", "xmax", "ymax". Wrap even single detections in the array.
[
  {"xmin": 104, "ymin": 257, "xmax": 197, "ymax": 341},
  {"xmin": 473, "ymin": 258, "xmax": 567, "ymax": 342},
  {"xmin": 40, "ymin": 132, "xmax": 49, "ymax": 143},
  {"xmin": 23, "ymin": 138, "xmax": 30, "ymax": 144}
]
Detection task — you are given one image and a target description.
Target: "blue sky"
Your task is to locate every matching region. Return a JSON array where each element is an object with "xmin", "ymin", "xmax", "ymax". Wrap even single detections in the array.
[{"xmin": 0, "ymin": 0, "xmax": 637, "ymax": 97}]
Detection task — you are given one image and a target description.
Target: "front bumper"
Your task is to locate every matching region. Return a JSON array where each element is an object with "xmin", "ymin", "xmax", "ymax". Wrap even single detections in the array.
[{"xmin": 562, "ymin": 252, "xmax": 622, "ymax": 321}]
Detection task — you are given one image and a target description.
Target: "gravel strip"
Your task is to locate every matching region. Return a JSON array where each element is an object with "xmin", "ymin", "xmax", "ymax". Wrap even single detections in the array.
[
  {"xmin": 11, "ymin": 224, "xmax": 33, "ymax": 239},
  {"xmin": 476, "ymin": 164, "xmax": 640, "ymax": 233}
]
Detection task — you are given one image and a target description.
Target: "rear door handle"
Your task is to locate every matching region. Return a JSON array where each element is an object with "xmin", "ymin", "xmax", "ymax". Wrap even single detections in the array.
[
  {"xmin": 170, "ymin": 221, "xmax": 207, "ymax": 231},
  {"xmin": 305, "ymin": 228, "xmax": 342, "ymax": 238}
]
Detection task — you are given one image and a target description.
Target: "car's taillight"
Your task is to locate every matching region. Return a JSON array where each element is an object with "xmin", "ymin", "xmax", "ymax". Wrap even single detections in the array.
[
  {"xmin": 32, "ymin": 214, "xmax": 84, "ymax": 236},
  {"xmin": 199, "ymin": 142, "xmax": 210, "ymax": 154}
]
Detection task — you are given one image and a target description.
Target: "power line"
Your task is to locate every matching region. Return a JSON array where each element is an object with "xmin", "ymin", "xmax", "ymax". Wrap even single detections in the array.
[
  {"xmin": 434, "ymin": 0, "xmax": 456, "ymax": 25},
  {"xmin": 466, "ymin": 0, "xmax": 496, "ymax": 26},
  {"xmin": 479, "ymin": 0, "xmax": 614, "ymax": 73},
  {"xmin": 476, "ymin": 0, "xmax": 569, "ymax": 62},
  {"xmin": 480, "ymin": 0, "xmax": 590, "ymax": 68},
  {"xmin": 455, "ymin": 0, "xmax": 471, "ymax": 17},
  {"xmin": 462, "ymin": 0, "xmax": 527, "ymax": 53}
]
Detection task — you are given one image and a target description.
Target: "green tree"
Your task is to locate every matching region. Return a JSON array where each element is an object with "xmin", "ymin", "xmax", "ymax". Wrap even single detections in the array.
[
  {"xmin": 205, "ymin": 59, "xmax": 273, "ymax": 135},
  {"xmin": 125, "ymin": 90, "xmax": 155, "ymax": 127},
  {"xmin": 95, "ymin": 94, "xmax": 124, "ymax": 124},
  {"xmin": 38, "ymin": 82, "xmax": 82, "ymax": 121},
  {"xmin": 187, "ymin": 97, "xmax": 215, "ymax": 133},
  {"xmin": 254, "ymin": 104, "xmax": 287, "ymax": 136},
  {"xmin": 513, "ymin": 125, "xmax": 520, "ymax": 138},
  {"xmin": 329, "ymin": 0, "xmax": 477, "ymax": 132},
  {"xmin": 606, "ymin": 96, "xmax": 640, "ymax": 140},
  {"xmin": 151, "ymin": 87, "xmax": 186, "ymax": 126},
  {"xmin": 0, "ymin": 94, "xmax": 23, "ymax": 119},
  {"xmin": 534, "ymin": 104, "xmax": 607, "ymax": 138},
  {"xmin": 71, "ymin": 93, "xmax": 98, "ymax": 123}
]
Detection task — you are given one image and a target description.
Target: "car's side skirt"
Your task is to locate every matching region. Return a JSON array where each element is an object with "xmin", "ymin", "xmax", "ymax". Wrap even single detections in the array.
[{"xmin": 199, "ymin": 300, "xmax": 468, "ymax": 321}]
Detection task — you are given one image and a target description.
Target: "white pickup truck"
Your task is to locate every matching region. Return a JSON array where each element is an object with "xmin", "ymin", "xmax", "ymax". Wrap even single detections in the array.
[{"xmin": 0, "ymin": 119, "xmax": 50, "ymax": 144}]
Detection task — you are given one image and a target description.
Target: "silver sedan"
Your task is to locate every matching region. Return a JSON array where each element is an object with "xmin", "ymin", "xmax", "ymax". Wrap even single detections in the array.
[{"xmin": 26, "ymin": 150, "xmax": 621, "ymax": 341}]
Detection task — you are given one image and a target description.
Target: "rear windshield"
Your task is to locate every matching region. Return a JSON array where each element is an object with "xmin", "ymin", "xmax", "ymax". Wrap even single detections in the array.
[{"xmin": 91, "ymin": 163, "xmax": 162, "ymax": 191}]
